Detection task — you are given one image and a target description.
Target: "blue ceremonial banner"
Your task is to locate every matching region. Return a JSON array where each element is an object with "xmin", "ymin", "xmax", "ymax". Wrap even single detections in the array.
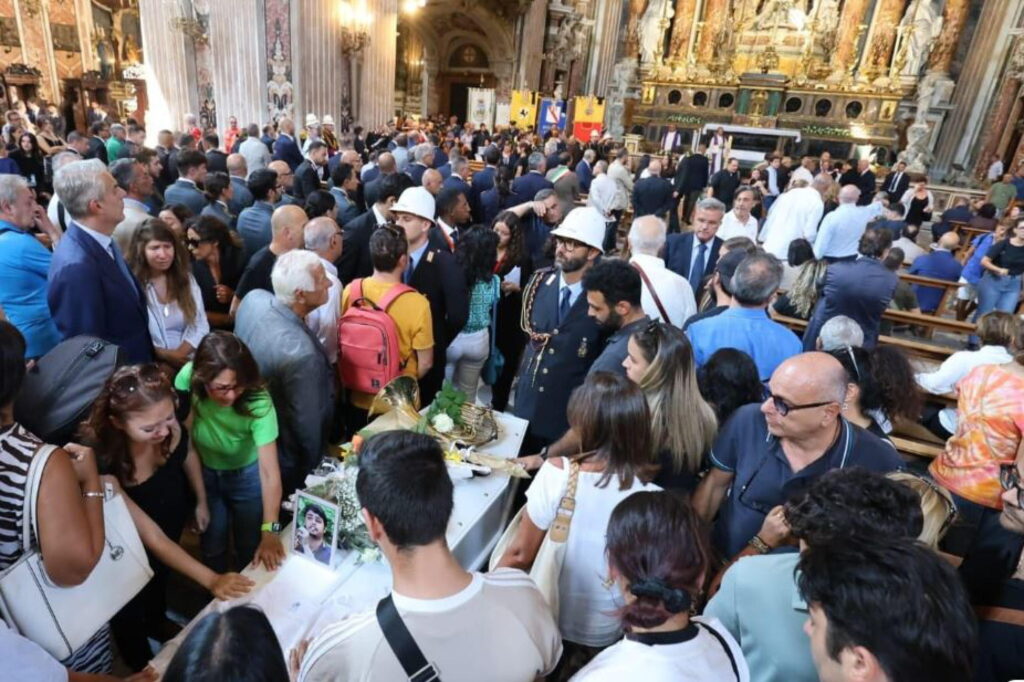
[{"xmin": 538, "ymin": 99, "xmax": 566, "ymax": 136}]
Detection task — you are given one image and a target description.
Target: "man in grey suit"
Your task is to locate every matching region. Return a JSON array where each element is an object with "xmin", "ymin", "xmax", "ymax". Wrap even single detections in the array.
[{"xmin": 235, "ymin": 249, "xmax": 336, "ymax": 494}]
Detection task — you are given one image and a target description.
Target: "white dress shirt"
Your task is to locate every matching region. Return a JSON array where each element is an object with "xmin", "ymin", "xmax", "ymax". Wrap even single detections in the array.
[
  {"xmin": 758, "ymin": 186, "xmax": 824, "ymax": 260},
  {"xmin": 630, "ymin": 253, "xmax": 697, "ymax": 328},
  {"xmin": 587, "ymin": 174, "xmax": 618, "ymax": 220},
  {"xmin": 718, "ymin": 210, "xmax": 759, "ymax": 242},
  {"xmin": 306, "ymin": 258, "xmax": 342, "ymax": 364},
  {"xmin": 915, "ymin": 345, "xmax": 1013, "ymax": 433},
  {"xmin": 812, "ymin": 201, "xmax": 884, "ymax": 260},
  {"xmin": 788, "ymin": 166, "xmax": 814, "ymax": 187}
]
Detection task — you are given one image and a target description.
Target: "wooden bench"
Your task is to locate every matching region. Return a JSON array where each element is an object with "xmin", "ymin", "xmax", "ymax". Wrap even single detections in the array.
[
  {"xmin": 897, "ymin": 272, "xmax": 963, "ymax": 319},
  {"xmin": 891, "ymin": 436, "xmax": 945, "ymax": 460},
  {"xmin": 769, "ymin": 311, "xmax": 957, "ymax": 362}
]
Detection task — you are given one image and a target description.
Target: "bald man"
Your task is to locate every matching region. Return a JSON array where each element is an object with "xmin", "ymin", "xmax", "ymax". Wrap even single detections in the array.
[
  {"xmin": 632, "ymin": 157, "xmax": 674, "ymax": 220},
  {"xmin": 421, "ymin": 168, "xmax": 443, "ymax": 196},
  {"xmin": 628, "ymin": 214, "xmax": 696, "ymax": 326},
  {"xmin": 812, "ymin": 183, "xmax": 886, "ymax": 262},
  {"xmin": 226, "ymin": 152, "xmax": 255, "ymax": 215},
  {"xmin": 268, "ymin": 159, "xmax": 299, "ymax": 206},
  {"xmin": 692, "ymin": 351, "xmax": 903, "ymax": 557},
  {"xmin": 231, "ymin": 204, "xmax": 308, "ymax": 316},
  {"xmin": 908, "ymin": 231, "xmax": 963, "ymax": 313}
]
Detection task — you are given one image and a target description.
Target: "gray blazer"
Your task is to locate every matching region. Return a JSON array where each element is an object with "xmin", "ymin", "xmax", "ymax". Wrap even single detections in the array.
[{"xmin": 234, "ymin": 290, "xmax": 336, "ymax": 492}]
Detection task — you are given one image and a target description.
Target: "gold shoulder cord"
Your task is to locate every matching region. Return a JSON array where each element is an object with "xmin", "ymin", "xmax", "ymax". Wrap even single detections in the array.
[{"xmin": 521, "ymin": 268, "xmax": 554, "ymax": 387}]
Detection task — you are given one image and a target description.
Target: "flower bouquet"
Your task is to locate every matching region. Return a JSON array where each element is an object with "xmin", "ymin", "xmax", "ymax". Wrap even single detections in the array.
[{"xmin": 303, "ymin": 459, "xmax": 381, "ymax": 564}]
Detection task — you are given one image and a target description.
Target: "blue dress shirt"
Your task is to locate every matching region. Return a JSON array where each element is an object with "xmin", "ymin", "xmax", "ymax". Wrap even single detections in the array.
[
  {"xmin": 0, "ymin": 220, "xmax": 60, "ymax": 357},
  {"xmin": 687, "ymin": 306, "xmax": 802, "ymax": 380}
]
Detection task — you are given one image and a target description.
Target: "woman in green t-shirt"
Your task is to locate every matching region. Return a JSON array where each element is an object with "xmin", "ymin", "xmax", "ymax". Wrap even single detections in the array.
[{"xmin": 175, "ymin": 331, "xmax": 285, "ymax": 572}]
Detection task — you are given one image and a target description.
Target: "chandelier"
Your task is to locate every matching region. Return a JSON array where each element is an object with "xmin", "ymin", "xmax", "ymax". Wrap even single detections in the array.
[{"xmin": 339, "ymin": 0, "xmax": 372, "ymax": 55}]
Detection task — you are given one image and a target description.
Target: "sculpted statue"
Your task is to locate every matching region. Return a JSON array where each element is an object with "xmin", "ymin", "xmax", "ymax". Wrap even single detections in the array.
[
  {"xmin": 899, "ymin": 0, "xmax": 943, "ymax": 77},
  {"xmin": 638, "ymin": 0, "xmax": 672, "ymax": 64}
]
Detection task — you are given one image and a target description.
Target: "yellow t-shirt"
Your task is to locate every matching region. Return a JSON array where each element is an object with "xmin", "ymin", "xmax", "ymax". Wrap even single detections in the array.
[{"xmin": 341, "ymin": 277, "xmax": 434, "ymax": 409}]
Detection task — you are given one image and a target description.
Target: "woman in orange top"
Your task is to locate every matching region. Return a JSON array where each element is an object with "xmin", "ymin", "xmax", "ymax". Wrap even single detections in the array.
[{"xmin": 931, "ymin": 336, "xmax": 1024, "ymax": 553}]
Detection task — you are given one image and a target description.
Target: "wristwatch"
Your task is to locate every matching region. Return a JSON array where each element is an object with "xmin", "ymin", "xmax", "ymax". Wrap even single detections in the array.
[{"xmin": 261, "ymin": 522, "xmax": 282, "ymax": 533}]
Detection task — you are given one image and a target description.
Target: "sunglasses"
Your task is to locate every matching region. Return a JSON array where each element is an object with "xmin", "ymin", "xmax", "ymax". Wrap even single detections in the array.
[{"xmin": 766, "ymin": 392, "xmax": 835, "ymax": 417}]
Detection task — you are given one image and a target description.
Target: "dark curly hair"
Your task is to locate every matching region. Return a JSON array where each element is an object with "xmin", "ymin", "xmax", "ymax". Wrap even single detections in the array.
[
  {"xmin": 784, "ymin": 467, "xmax": 922, "ymax": 548},
  {"xmin": 697, "ymin": 348, "xmax": 764, "ymax": 425},
  {"xmin": 491, "ymin": 210, "xmax": 524, "ymax": 277},
  {"xmin": 828, "ymin": 345, "xmax": 922, "ymax": 423},
  {"xmin": 454, "ymin": 225, "xmax": 498, "ymax": 287}
]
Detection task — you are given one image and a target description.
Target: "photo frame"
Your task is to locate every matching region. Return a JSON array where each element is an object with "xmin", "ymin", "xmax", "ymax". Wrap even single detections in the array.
[{"xmin": 292, "ymin": 492, "xmax": 340, "ymax": 568}]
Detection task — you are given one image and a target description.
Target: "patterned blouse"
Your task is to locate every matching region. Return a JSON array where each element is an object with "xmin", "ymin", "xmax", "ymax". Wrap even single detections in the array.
[
  {"xmin": 931, "ymin": 363, "xmax": 1024, "ymax": 508},
  {"xmin": 463, "ymin": 275, "xmax": 501, "ymax": 335}
]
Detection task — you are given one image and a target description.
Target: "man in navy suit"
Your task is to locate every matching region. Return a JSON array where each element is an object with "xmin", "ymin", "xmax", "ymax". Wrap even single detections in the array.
[
  {"xmin": 164, "ymin": 149, "xmax": 208, "ymax": 216},
  {"xmin": 511, "ymin": 152, "xmax": 553, "ymax": 204},
  {"xmin": 674, "ymin": 145, "xmax": 711, "ymax": 226},
  {"xmin": 405, "ymin": 144, "xmax": 434, "ymax": 186},
  {"xmin": 576, "ymin": 149, "xmax": 595, "ymax": 193},
  {"xmin": 881, "ymin": 161, "xmax": 910, "ymax": 200},
  {"xmin": 237, "ymin": 169, "xmax": 279, "ymax": 258},
  {"xmin": 47, "ymin": 160, "xmax": 154, "ymax": 363},
  {"xmin": 632, "ymin": 159, "xmax": 674, "ymax": 220},
  {"xmin": 442, "ymin": 158, "xmax": 471, "ymax": 193},
  {"xmin": 664, "ymin": 197, "xmax": 725, "ymax": 301},
  {"xmin": 272, "ymin": 117, "xmax": 304, "ymax": 171}
]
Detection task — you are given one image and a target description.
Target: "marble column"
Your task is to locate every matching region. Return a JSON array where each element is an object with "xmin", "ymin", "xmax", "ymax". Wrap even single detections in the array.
[
  {"xmin": 973, "ymin": 74, "xmax": 1022, "ymax": 177},
  {"xmin": 207, "ymin": 0, "xmax": 266, "ymax": 127},
  {"xmin": 830, "ymin": 0, "xmax": 870, "ymax": 76},
  {"xmin": 930, "ymin": 0, "xmax": 1022, "ymax": 179},
  {"xmin": 140, "ymin": 0, "xmax": 198, "ymax": 135},
  {"xmin": 585, "ymin": 0, "xmax": 624, "ymax": 95},
  {"xmin": 668, "ymin": 0, "xmax": 698, "ymax": 63},
  {"xmin": 697, "ymin": 0, "xmax": 728, "ymax": 63},
  {"xmin": 517, "ymin": 0, "xmax": 547, "ymax": 90},
  {"xmin": 292, "ymin": 0, "xmax": 349, "ymax": 130},
  {"xmin": 864, "ymin": 0, "xmax": 907, "ymax": 71},
  {"xmin": 624, "ymin": 0, "xmax": 646, "ymax": 59},
  {"xmin": 927, "ymin": 0, "xmax": 971, "ymax": 75},
  {"xmin": 356, "ymin": 0, "xmax": 397, "ymax": 128}
]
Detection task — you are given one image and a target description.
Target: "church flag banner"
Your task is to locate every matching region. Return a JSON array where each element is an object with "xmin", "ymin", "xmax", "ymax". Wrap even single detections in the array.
[
  {"xmin": 467, "ymin": 88, "xmax": 495, "ymax": 129},
  {"xmin": 572, "ymin": 96, "xmax": 605, "ymax": 141},
  {"xmin": 538, "ymin": 98, "xmax": 566, "ymax": 136},
  {"xmin": 494, "ymin": 101, "xmax": 511, "ymax": 130},
  {"xmin": 510, "ymin": 90, "xmax": 538, "ymax": 128}
]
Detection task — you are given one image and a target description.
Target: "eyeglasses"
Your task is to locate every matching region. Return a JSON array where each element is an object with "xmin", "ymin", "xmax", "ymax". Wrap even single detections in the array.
[
  {"xmin": 766, "ymin": 392, "xmax": 835, "ymax": 417},
  {"xmin": 555, "ymin": 237, "xmax": 586, "ymax": 250}
]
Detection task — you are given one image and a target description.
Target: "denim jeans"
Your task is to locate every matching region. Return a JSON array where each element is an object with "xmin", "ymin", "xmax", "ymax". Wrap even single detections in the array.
[
  {"xmin": 971, "ymin": 272, "xmax": 1022, "ymax": 344},
  {"xmin": 201, "ymin": 461, "xmax": 263, "ymax": 573}
]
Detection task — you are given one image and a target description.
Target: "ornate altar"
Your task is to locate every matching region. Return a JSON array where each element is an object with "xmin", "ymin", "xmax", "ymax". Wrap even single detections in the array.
[{"xmin": 622, "ymin": 0, "xmax": 951, "ymax": 161}]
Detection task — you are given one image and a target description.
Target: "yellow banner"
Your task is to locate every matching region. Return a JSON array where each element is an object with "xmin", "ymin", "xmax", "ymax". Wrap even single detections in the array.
[
  {"xmin": 572, "ymin": 95, "xmax": 605, "ymax": 140},
  {"xmin": 510, "ymin": 90, "xmax": 538, "ymax": 128}
]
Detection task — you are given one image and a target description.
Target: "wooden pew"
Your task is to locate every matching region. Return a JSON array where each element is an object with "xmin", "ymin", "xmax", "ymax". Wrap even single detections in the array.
[
  {"xmin": 769, "ymin": 311, "xmax": 958, "ymax": 362},
  {"xmin": 891, "ymin": 436, "xmax": 945, "ymax": 460},
  {"xmin": 897, "ymin": 272, "xmax": 963, "ymax": 318}
]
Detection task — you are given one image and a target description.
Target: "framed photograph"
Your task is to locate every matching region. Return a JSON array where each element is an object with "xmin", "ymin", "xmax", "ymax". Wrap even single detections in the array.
[{"xmin": 292, "ymin": 492, "xmax": 339, "ymax": 568}]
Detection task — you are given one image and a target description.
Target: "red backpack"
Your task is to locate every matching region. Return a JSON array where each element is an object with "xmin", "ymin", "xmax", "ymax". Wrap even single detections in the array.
[{"xmin": 338, "ymin": 279, "xmax": 416, "ymax": 394}]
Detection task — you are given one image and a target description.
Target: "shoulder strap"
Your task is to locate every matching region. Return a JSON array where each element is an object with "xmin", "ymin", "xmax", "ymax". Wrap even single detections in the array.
[
  {"xmin": 548, "ymin": 460, "xmax": 579, "ymax": 543},
  {"xmin": 376, "ymin": 595, "xmax": 442, "ymax": 682},
  {"xmin": 696, "ymin": 621, "xmax": 740, "ymax": 681},
  {"xmin": 631, "ymin": 262, "xmax": 670, "ymax": 322},
  {"xmin": 378, "ymin": 283, "xmax": 417, "ymax": 311},
  {"xmin": 22, "ymin": 444, "xmax": 58, "ymax": 552},
  {"xmin": 350, "ymin": 278, "xmax": 364, "ymax": 302}
]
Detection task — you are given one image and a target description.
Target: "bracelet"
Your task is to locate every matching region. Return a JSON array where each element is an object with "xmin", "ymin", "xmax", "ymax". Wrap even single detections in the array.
[
  {"xmin": 748, "ymin": 535, "xmax": 772, "ymax": 554},
  {"xmin": 82, "ymin": 490, "xmax": 104, "ymax": 499}
]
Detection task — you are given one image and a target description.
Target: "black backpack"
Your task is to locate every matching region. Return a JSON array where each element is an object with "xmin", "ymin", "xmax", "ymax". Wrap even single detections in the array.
[{"xmin": 14, "ymin": 336, "xmax": 125, "ymax": 445}]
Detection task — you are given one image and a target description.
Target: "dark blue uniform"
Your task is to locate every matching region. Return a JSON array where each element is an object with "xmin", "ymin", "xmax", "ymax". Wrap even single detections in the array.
[{"xmin": 513, "ymin": 268, "xmax": 606, "ymax": 450}]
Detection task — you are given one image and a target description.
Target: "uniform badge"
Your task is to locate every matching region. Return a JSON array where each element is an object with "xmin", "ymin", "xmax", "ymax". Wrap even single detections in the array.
[
  {"xmin": 544, "ymin": 273, "xmax": 556, "ymax": 286},
  {"xmin": 577, "ymin": 337, "xmax": 588, "ymax": 358}
]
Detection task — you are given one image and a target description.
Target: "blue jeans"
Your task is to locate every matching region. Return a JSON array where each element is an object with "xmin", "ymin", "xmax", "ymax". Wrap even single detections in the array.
[
  {"xmin": 972, "ymin": 272, "xmax": 1022, "ymax": 344},
  {"xmin": 201, "ymin": 461, "xmax": 263, "ymax": 573}
]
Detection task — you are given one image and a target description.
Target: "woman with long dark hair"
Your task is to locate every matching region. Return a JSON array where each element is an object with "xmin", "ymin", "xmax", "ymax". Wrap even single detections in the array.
[
  {"xmin": 573, "ymin": 491, "xmax": 748, "ymax": 680},
  {"xmin": 498, "ymin": 373, "xmax": 660, "ymax": 677},
  {"xmin": 697, "ymin": 348, "xmax": 765, "ymax": 425},
  {"xmin": 186, "ymin": 215, "xmax": 247, "ymax": 329},
  {"xmin": 446, "ymin": 225, "xmax": 500, "ymax": 402},
  {"xmin": 481, "ymin": 165, "xmax": 520, "ymax": 225},
  {"xmin": 164, "ymin": 606, "xmax": 289, "ymax": 682},
  {"xmin": 82, "ymin": 365, "xmax": 253, "ymax": 670},
  {"xmin": 491, "ymin": 210, "xmax": 533, "ymax": 411},
  {"xmin": 828, "ymin": 344, "xmax": 923, "ymax": 442},
  {"xmin": 175, "ymin": 331, "xmax": 284, "ymax": 572},
  {"xmin": 11, "ymin": 131, "xmax": 48, "ymax": 197},
  {"xmin": 624, "ymin": 322, "xmax": 717, "ymax": 492},
  {"xmin": 127, "ymin": 218, "xmax": 210, "ymax": 368}
]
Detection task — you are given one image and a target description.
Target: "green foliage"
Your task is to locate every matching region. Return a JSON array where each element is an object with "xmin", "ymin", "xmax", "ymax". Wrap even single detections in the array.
[{"xmin": 424, "ymin": 381, "xmax": 466, "ymax": 426}]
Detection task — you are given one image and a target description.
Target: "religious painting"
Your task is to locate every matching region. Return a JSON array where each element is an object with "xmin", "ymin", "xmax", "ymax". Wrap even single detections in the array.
[
  {"xmin": 449, "ymin": 44, "xmax": 488, "ymax": 69},
  {"xmin": 0, "ymin": 18, "xmax": 18, "ymax": 49},
  {"xmin": 51, "ymin": 24, "xmax": 81, "ymax": 53}
]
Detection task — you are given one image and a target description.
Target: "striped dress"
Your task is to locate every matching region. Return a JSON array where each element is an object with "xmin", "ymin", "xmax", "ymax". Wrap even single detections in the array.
[{"xmin": 0, "ymin": 421, "xmax": 113, "ymax": 674}]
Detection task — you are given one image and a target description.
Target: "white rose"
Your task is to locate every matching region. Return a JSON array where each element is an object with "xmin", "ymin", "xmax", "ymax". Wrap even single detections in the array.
[{"xmin": 432, "ymin": 413, "xmax": 455, "ymax": 433}]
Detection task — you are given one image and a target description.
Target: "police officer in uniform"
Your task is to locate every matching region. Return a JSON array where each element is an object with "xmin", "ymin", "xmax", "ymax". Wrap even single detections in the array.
[{"xmin": 513, "ymin": 206, "xmax": 608, "ymax": 453}]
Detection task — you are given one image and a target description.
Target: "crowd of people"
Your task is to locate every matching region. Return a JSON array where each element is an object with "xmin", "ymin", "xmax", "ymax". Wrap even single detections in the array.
[{"xmin": 0, "ymin": 106, "xmax": 1023, "ymax": 682}]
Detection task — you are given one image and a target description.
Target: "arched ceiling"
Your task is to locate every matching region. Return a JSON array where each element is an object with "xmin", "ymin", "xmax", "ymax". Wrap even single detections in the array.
[{"xmin": 398, "ymin": 0, "xmax": 522, "ymax": 70}]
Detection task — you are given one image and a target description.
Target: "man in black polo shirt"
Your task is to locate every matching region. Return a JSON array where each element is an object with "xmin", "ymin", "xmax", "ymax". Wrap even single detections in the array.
[
  {"xmin": 692, "ymin": 351, "xmax": 903, "ymax": 557},
  {"xmin": 582, "ymin": 258, "xmax": 649, "ymax": 376}
]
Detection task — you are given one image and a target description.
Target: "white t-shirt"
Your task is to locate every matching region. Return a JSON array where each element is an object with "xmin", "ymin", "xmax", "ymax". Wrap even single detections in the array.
[
  {"xmin": 0, "ymin": 621, "xmax": 67, "ymax": 682},
  {"xmin": 299, "ymin": 570, "xmax": 562, "ymax": 682},
  {"xmin": 718, "ymin": 210, "xmax": 759, "ymax": 242},
  {"xmin": 526, "ymin": 458, "xmax": 661, "ymax": 647},
  {"xmin": 572, "ymin": 616, "xmax": 750, "ymax": 681}
]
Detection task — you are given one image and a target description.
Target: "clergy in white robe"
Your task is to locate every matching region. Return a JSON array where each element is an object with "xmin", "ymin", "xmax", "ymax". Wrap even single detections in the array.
[{"xmin": 759, "ymin": 185, "xmax": 825, "ymax": 261}]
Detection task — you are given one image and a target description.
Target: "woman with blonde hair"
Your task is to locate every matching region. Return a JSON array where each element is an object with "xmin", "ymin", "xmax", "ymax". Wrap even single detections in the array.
[
  {"xmin": 886, "ymin": 471, "xmax": 957, "ymax": 551},
  {"xmin": 624, "ymin": 321, "xmax": 718, "ymax": 491},
  {"xmin": 772, "ymin": 255, "xmax": 829, "ymax": 320}
]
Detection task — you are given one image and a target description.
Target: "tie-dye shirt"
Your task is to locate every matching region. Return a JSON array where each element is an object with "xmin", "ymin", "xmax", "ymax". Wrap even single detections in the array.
[{"xmin": 931, "ymin": 363, "xmax": 1024, "ymax": 509}]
